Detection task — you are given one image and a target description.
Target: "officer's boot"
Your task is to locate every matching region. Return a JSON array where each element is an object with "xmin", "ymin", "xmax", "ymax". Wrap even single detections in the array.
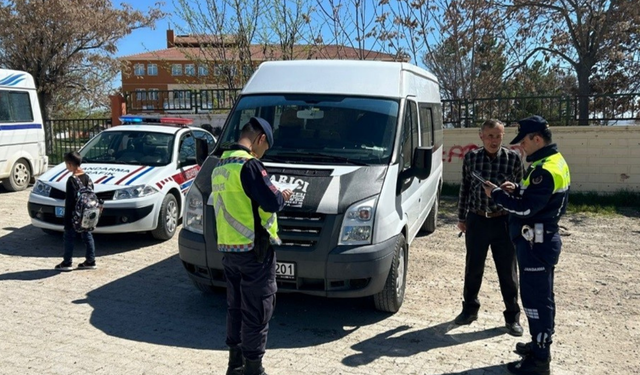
[
  {"xmin": 226, "ymin": 346, "xmax": 243, "ymax": 375},
  {"xmin": 243, "ymin": 357, "xmax": 267, "ymax": 375},
  {"xmin": 506, "ymin": 355, "xmax": 550, "ymax": 375}
]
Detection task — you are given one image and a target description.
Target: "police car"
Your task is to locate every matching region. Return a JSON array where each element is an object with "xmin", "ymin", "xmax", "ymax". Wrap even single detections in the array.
[{"xmin": 27, "ymin": 115, "xmax": 215, "ymax": 240}]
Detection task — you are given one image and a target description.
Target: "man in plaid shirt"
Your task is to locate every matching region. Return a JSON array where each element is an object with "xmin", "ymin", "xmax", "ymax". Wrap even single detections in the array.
[{"xmin": 455, "ymin": 119, "xmax": 525, "ymax": 337}]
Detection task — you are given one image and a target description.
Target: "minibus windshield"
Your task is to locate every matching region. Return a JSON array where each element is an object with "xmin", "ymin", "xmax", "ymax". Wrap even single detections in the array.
[{"xmin": 217, "ymin": 94, "xmax": 399, "ymax": 165}]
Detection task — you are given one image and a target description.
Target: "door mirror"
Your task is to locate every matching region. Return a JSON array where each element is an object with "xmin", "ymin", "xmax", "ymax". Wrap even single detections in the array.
[
  {"xmin": 411, "ymin": 146, "xmax": 433, "ymax": 180},
  {"xmin": 195, "ymin": 138, "xmax": 208, "ymax": 166}
]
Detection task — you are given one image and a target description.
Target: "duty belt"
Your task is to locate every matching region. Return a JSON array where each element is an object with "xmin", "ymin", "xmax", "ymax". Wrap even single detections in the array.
[{"xmin": 473, "ymin": 209, "xmax": 508, "ymax": 218}]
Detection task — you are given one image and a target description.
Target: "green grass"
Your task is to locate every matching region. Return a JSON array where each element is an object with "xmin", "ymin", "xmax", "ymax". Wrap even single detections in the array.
[{"xmin": 441, "ymin": 182, "xmax": 639, "ymax": 215}]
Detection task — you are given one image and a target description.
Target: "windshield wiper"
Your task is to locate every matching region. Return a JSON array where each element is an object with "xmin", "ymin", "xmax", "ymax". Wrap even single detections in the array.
[
  {"xmin": 274, "ymin": 152, "xmax": 369, "ymax": 166},
  {"xmin": 260, "ymin": 155, "xmax": 291, "ymax": 163}
]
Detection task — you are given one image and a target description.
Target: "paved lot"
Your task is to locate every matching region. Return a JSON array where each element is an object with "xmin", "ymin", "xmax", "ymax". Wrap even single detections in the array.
[{"xmin": 1, "ymin": 186, "xmax": 638, "ymax": 375}]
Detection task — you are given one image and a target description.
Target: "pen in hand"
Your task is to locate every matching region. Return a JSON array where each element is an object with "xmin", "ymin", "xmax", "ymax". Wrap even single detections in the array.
[{"xmin": 458, "ymin": 231, "xmax": 463, "ymax": 238}]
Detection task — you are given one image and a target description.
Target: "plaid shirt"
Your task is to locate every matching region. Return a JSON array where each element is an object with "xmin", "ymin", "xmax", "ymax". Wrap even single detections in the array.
[{"xmin": 457, "ymin": 146, "xmax": 524, "ymax": 221}]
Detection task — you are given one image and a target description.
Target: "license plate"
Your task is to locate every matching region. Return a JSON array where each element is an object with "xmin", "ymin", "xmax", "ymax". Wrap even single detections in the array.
[
  {"xmin": 55, "ymin": 207, "xmax": 65, "ymax": 217},
  {"xmin": 276, "ymin": 262, "xmax": 295, "ymax": 280}
]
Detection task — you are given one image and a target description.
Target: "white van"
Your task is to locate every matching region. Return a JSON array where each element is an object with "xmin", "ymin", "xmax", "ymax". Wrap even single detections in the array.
[
  {"xmin": 0, "ymin": 69, "xmax": 48, "ymax": 191},
  {"xmin": 178, "ymin": 60, "xmax": 443, "ymax": 312}
]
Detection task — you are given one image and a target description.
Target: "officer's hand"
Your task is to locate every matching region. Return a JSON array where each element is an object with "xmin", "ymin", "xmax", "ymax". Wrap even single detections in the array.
[
  {"xmin": 482, "ymin": 181, "xmax": 497, "ymax": 197},
  {"xmin": 501, "ymin": 181, "xmax": 516, "ymax": 193},
  {"xmin": 457, "ymin": 221, "xmax": 466, "ymax": 233},
  {"xmin": 281, "ymin": 189, "xmax": 293, "ymax": 201}
]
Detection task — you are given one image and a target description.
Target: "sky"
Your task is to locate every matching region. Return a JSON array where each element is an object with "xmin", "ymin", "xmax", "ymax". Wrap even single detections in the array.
[{"xmin": 116, "ymin": 0, "xmax": 178, "ymax": 58}]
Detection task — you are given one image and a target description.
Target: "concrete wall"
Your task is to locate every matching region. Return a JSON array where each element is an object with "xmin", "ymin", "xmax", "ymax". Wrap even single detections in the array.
[{"xmin": 443, "ymin": 126, "xmax": 640, "ymax": 192}]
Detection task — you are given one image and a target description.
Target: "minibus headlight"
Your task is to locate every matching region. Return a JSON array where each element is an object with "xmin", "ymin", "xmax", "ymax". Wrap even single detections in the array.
[
  {"xmin": 339, "ymin": 196, "xmax": 377, "ymax": 245},
  {"xmin": 184, "ymin": 183, "xmax": 204, "ymax": 234},
  {"xmin": 32, "ymin": 180, "xmax": 52, "ymax": 197}
]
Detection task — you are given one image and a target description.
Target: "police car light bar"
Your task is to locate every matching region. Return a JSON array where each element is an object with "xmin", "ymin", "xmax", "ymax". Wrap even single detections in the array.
[{"xmin": 119, "ymin": 115, "xmax": 194, "ymax": 127}]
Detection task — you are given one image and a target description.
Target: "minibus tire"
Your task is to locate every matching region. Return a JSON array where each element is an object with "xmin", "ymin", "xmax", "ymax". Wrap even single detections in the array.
[
  {"xmin": 373, "ymin": 234, "xmax": 407, "ymax": 313},
  {"xmin": 3, "ymin": 159, "xmax": 31, "ymax": 191},
  {"xmin": 151, "ymin": 194, "xmax": 178, "ymax": 240},
  {"xmin": 422, "ymin": 197, "xmax": 438, "ymax": 234}
]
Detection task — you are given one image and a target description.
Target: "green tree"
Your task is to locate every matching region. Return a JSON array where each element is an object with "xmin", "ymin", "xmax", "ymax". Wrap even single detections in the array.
[
  {"xmin": 0, "ymin": 0, "xmax": 164, "ymax": 119},
  {"xmin": 503, "ymin": 0, "xmax": 640, "ymax": 124}
]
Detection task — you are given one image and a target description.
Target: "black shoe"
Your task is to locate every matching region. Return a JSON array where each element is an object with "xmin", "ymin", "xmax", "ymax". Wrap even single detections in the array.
[
  {"xmin": 454, "ymin": 311, "xmax": 478, "ymax": 325},
  {"xmin": 515, "ymin": 341, "xmax": 533, "ymax": 356},
  {"xmin": 77, "ymin": 261, "xmax": 97, "ymax": 270},
  {"xmin": 507, "ymin": 356, "xmax": 550, "ymax": 375},
  {"xmin": 226, "ymin": 346, "xmax": 243, "ymax": 375},
  {"xmin": 54, "ymin": 262, "xmax": 72, "ymax": 272},
  {"xmin": 244, "ymin": 357, "xmax": 267, "ymax": 375},
  {"xmin": 506, "ymin": 322, "xmax": 524, "ymax": 337}
]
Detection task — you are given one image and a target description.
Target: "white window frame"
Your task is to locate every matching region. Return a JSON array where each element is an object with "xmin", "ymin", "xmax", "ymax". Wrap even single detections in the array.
[
  {"xmin": 185, "ymin": 64, "xmax": 196, "ymax": 76},
  {"xmin": 171, "ymin": 64, "xmax": 183, "ymax": 76},
  {"xmin": 134, "ymin": 64, "xmax": 145, "ymax": 76},
  {"xmin": 198, "ymin": 65, "xmax": 209, "ymax": 76},
  {"xmin": 147, "ymin": 64, "xmax": 158, "ymax": 76}
]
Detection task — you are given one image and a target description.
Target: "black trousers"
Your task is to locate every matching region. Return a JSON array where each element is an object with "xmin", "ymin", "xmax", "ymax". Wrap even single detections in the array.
[
  {"xmin": 462, "ymin": 212, "xmax": 521, "ymax": 323},
  {"xmin": 516, "ymin": 232, "xmax": 562, "ymax": 360},
  {"xmin": 223, "ymin": 246, "xmax": 277, "ymax": 361}
]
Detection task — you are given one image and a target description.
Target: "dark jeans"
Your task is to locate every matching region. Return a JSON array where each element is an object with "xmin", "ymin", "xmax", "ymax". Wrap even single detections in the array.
[
  {"xmin": 222, "ymin": 246, "xmax": 277, "ymax": 361},
  {"xmin": 462, "ymin": 213, "xmax": 521, "ymax": 323},
  {"xmin": 516, "ymin": 232, "xmax": 562, "ymax": 360},
  {"xmin": 63, "ymin": 227, "xmax": 95, "ymax": 264}
]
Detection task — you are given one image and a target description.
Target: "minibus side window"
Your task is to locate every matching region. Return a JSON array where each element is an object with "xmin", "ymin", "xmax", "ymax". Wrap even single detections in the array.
[
  {"xmin": 419, "ymin": 105, "xmax": 434, "ymax": 147},
  {"xmin": 401, "ymin": 101, "xmax": 419, "ymax": 170},
  {"xmin": 0, "ymin": 91, "xmax": 33, "ymax": 123}
]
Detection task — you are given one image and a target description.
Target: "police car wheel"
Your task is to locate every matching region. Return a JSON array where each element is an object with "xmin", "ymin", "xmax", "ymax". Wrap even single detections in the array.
[
  {"xmin": 373, "ymin": 233, "xmax": 407, "ymax": 313},
  {"xmin": 151, "ymin": 194, "xmax": 178, "ymax": 240},
  {"xmin": 2, "ymin": 158, "xmax": 31, "ymax": 192}
]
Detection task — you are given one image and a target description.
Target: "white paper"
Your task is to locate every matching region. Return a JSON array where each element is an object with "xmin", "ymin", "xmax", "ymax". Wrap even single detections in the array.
[{"xmin": 271, "ymin": 181, "xmax": 299, "ymax": 192}]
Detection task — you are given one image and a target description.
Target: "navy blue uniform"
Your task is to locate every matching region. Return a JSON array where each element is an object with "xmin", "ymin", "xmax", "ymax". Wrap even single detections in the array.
[
  {"xmin": 223, "ymin": 144, "xmax": 285, "ymax": 361},
  {"xmin": 491, "ymin": 144, "xmax": 570, "ymax": 361}
]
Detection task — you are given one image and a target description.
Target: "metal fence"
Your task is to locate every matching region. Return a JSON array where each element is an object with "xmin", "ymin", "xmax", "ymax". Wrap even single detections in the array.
[
  {"xmin": 442, "ymin": 93, "xmax": 640, "ymax": 128},
  {"xmin": 125, "ymin": 88, "xmax": 242, "ymax": 114},
  {"xmin": 44, "ymin": 118, "xmax": 112, "ymax": 165}
]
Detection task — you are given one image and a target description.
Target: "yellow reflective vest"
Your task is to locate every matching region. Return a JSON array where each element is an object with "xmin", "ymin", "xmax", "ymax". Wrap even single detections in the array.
[
  {"xmin": 211, "ymin": 149, "xmax": 280, "ymax": 252},
  {"xmin": 522, "ymin": 152, "xmax": 570, "ymax": 194}
]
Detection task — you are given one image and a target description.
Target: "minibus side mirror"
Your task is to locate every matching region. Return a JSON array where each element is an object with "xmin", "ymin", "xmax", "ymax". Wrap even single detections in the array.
[
  {"xmin": 195, "ymin": 138, "xmax": 209, "ymax": 166},
  {"xmin": 397, "ymin": 146, "xmax": 433, "ymax": 194},
  {"xmin": 411, "ymin": 146, "xmax": 433, "ymax": 180}
]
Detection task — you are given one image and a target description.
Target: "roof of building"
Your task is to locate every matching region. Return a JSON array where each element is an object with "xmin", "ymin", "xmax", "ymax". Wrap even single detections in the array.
[{"xmin": 119, "ymin": 44, "xmax": 402, "ymax": 62}]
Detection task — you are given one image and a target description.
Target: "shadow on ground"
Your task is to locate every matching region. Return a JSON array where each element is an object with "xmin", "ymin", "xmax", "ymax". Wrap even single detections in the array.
[
  {"xmin": 342, "ymin": 321, "xmax": 505, "ymax": 367},
  {"xmin": 439, "ymin": 364, "xmax": 510, "ymax": 375},
  {"xmin": 0, "ymin": 224, "xmax": 167, "ymax": 258},
  {"xmin": 79, "ymin": 254, "xmax": 389, "ymax": 350}
]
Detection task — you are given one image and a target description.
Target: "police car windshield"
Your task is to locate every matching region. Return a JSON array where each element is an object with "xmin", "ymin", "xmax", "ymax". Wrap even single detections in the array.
[
  {"xmin": 80, "ymin": 130, "xmax": 175, "ymax": 166},
  {"xmin": 217, "ymin": 94, "xmax": 399, "ymax": 165}
]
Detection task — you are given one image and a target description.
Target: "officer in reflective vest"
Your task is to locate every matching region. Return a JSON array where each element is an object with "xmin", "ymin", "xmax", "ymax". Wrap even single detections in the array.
[
  {"xmin": 212, "ymin": 117, "xmax": 292, "ymax": 375},
  {"xmin": 483, "ymin": 116, "xmax": 570, "ymax": 375}
]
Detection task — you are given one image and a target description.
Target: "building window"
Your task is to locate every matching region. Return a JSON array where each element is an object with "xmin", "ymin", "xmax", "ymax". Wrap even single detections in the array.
[
  {"xmin": 213, "ymin": 65, "xmax": 221, "ymax": 76},
  {"xmin": 147, "ymin": 64, "xmax": 158, "ymax": 76},
  {"xmin": 135, "ymin": 89, "xmax": 147, "ymax": 100},
  {"xmin": 198, "ymin": 65, "xmax": 208, "ymax": 76},
  {"xmin": 242, "ymin": 65, "xmax": 253, "ymax": 77},
  {"xmin": 148, "ymin": 89, "xmax": 159, "ymax": 100},
  {"xmin": 134, "ymin": 64, "xmax": 145, "ymax": 76},
  {"xmin": 185, "ymin": 64, "xmax": 196, "ymax": 76},
  {"xmin": 172, "ymin": 64, "xmax": 182, "ymax": 76}
]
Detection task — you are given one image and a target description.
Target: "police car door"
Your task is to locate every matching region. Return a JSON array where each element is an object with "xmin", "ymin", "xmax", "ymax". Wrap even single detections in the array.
[{"xmin": 399, "ymin": 99, "xmax": 422, "ymax": 241}]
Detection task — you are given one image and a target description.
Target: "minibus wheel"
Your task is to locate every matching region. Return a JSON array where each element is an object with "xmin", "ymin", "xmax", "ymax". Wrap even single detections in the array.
[
  {"xmin": 151, "ymin": 194, "xmax": 178, "ymax": 240},
  {"xmin": 373, "ymin": 233, "xmax": 407, "ymax": 313},
  {"xmin": 3, "ymin": 158, "xmax": 31, "ymax": 191}
]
